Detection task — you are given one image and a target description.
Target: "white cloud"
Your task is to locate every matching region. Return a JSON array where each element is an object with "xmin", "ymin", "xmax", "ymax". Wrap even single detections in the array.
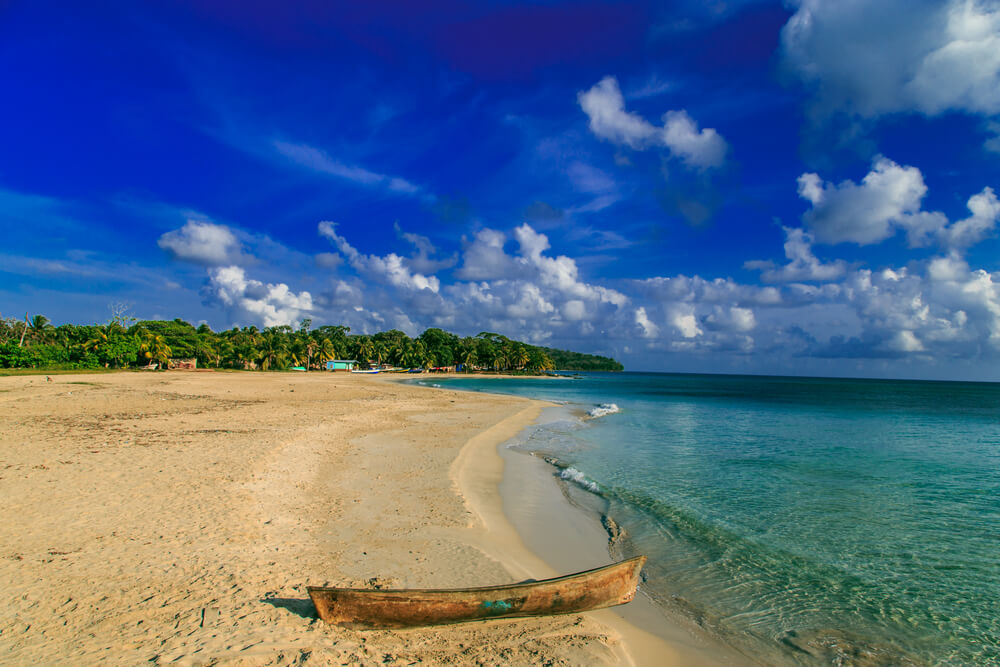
[
  {"xmin": 563, "ymin": 299, "xmax": 587, "ymax": 321},
  {"xmin": 205, "ymin": 265, "xmax": 313, "ymax": 328},
  {"xmin": 705, "ymin": 306, "xmax": 756, "ymax": 332},
  {"xmin": 746, "ymin": 227, "xmax": 847, "ymax": 282},
  {"xmin": 938, "ymin": 187, "xmax": 1000, "ymax": 249},
  {"xmin": 455, "ymin": 229, "xmax": 519, "ymax": 281},
  {"xmin": 798, "ymin": 157, "xmax": 931, "ymax": 245},
  {"xmin": 671, "ymin": 310, "xmax": 702, "ymax": 338},
  {"xmin": 318, "ymin": 221, "xmax": 440, "ymax": 292},
  {"xmin": 178, "ymin": 210, "xmax": 1000, "ymax": 374},
  {"xmin": 158, "ymin": 220, "xmax": 242, "ymax": 265},
  {"xmin": 635, "ymin": 307, "xmax": 660, "ymax": 338},
  {"xmin": 578, "ymin": 76, "xmax": 728, "ymax": 169},
  {"xmin": 782, "ymin": 0, "xmax": 1000, "ymax": 118},
  {"xmin": 798, "ymin": 157, "xmax": 1000, "ymax": 250},
  {"xmin": 661, "ymin": 110, "xmax": 728, "ymax": 169},
  {"xmin": 274, "ymin": 140, "xmax": 421, "ymax": 196},
  {"xmin": 513, "ymin": 224, "xmax": 628, "ymax": 306},
  {"xmin": 577, "ymin": 76, "xmax": 658, "ymax": 148}
]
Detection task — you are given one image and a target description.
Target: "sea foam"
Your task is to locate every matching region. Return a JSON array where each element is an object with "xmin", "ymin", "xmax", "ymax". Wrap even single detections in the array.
[
  {"xmin": 558, "ymin": 466, "xmax": 601, "ymax": 493},
  {"xmin": 587, "ymin": 403, "xmax": 620, "ymax": 418}
]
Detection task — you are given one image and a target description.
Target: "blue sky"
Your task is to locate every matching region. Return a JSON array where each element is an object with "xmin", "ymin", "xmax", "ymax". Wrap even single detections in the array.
[{"xmin": 3, "ymin": 1, "xmax": 1000, "ymax": 380}]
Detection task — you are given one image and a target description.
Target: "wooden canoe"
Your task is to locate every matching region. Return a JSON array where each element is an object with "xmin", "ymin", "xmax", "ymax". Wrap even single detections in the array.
[{"xmin": 307, "ymin": 556, "xmax": 646, "ymax": 629}]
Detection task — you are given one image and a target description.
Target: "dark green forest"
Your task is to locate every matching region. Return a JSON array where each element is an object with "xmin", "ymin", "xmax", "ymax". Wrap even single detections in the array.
[{"xmin": 0, "ymin": 313, "xmax": 624, "ymax": 373}]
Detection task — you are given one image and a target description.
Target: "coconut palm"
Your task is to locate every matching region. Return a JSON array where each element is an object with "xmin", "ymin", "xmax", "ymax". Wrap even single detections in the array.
[
  {"xmin": 514, "ymin": 344, "xmax": 530, "ymax": 370},
  {"xmin": 137, "ymin": 329, "xmax": 172, "ymax": 367},
  {"xmin": 27, "ymin": 315, "xmax": 54, "ymax": 345},
  {"xmin": 304, "ymin": 338, "xmax": 319, "ymax": 370},
  {"xmin": 356, "ymin": 336, "xmax": 375, "ymax": 366},
  {"xmin": 257, "ymin": 332, "xmax": 287, "ymax": 371},
  {"xmin": 459, "ymin": 342, "xmax": 478, "ymax": 371}
]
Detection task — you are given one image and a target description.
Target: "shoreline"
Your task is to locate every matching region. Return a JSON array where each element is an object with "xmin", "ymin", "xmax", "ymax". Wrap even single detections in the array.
[
  {"xmin": 442, "ymin": 400, "xmax": 690, "ymax": 666},
  {"xmin": 398, "ymin": 374, "xmax": 740, "ymax": 665},
  {"xmin": 0, "ymin": 370, "xmax": 686, "ymax": 664}
]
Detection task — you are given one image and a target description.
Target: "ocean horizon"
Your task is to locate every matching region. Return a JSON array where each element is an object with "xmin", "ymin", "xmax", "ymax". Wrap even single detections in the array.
[{"xmin": 422, "ymin": 371, "xmax": 1000, "ymax": 665}]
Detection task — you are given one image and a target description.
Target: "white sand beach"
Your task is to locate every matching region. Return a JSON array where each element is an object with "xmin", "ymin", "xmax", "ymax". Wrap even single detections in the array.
[{"xmin": 0, "ymin": 371, "xmax": 712, "ymax": 665}]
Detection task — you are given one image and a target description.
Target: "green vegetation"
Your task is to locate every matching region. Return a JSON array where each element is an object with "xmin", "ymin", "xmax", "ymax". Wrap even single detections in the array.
[
  {"xmin": 545, "ymin": 347, "xmax": 624, "ymax": 372},
  {"xmin": 0, "ymin": 314, "xmax": 624, "ymax": 373}
]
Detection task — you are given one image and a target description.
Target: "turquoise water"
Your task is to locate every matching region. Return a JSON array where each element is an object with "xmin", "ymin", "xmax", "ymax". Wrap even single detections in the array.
[{"xmin": 423, "ymin": 373, "xmax": 1000, "ymax": 665}]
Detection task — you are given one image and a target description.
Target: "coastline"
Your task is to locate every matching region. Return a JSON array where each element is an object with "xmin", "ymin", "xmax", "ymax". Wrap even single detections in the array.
[
  {"xmin": 406, "ymin": 375, "xmax": 744, "ymax": 666},
  {"xmin": 0, "ymin": 370, "xmax": 683, "ymax": 664}
]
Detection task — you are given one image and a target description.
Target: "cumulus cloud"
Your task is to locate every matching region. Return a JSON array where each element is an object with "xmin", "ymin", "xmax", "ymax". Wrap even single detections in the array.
[
  {"xmin": 798, "ymin": 157, "xmax": 1000, "ymax": 250},
  {"xmin": 578, "ymin": 75, "xmax": 657, "ymax": 148},
  {"xmin": 938, "ymin": 187, "xmax": 1000, "ymax": 249},
  {"xmin": 158, "ymin": 220, "xmax": 242, "ymax": 265},
  {"xmin": 782, "ymin": 0, "xmax": 1000, "ymax": 118},
  {"xmin": 661, "ymin": 110, "xmax": 728, "ymax": 170},
  {"xmin": 798, "ymin": 157, "xmax": 931, "ymax": 245},
  {"xmin": 455, "ymin": 229, "xmax": 519, "ymax": 281},
  {"xmin": 746, "ymin": 227, "xmax": 847, "ymax": 282},
  {"xmin": 205, "ymin": 265, "xmax": 313, "ymax": 327},
  {"xmin": 671, "ymin": 309, "xmax": 702, "ymax": 338},
  {"xmin": 181, "ymin": 206, "xmax": 1000, "ymax": 374},
  {"xmin": 318, "ymin": 221, "xmax": 440, "ymax": 292},
  {"xmin": 635, "ymin": 306, "xmax": 660, "ymax": 338},
  {"xmin": 578, "ymin": 76, "xmax": 728, "ymax": 169}
]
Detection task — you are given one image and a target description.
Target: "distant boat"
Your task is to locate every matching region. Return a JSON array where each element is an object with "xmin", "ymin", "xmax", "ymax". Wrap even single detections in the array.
[
  {"xmin": 308, "ymin": 556, "xmax": 645, "ymax": 629},
  {"xmin": 290, "ymin": 366, "xmax": 307, "ymax": 372},
  {"xmin": 406, "ymin": 368, "xmax": 424, "ymax": 373},
  {"xmin": 351, "ymin": 369, "xmax": 380, "ymax": 374}
]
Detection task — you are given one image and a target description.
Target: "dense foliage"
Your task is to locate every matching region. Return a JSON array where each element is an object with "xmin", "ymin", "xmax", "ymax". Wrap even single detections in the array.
[
  {"xmin": 545, "ymin": 347, "xmax": 625, "ymax": 372},
  {"xmin": 0, "ymin": 315, "xmax": 624, "ymax": 372}
]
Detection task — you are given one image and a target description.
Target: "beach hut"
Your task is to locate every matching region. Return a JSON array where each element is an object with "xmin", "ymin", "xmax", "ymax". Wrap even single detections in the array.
[{"xmin": 325, "ymin": 359, "xmax": 357, "ymax": 371}]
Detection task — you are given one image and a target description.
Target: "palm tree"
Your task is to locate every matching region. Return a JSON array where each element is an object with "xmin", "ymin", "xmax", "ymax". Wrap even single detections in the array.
[
  {"xmin": 514, "ymin": 344, "xmax": 530, "ymax": 370},
  {"xmin": 27, "ymin": 315, "xmax": 54, "ymax": 345},
  {"xmin": 356, "ymin": 336, "xmax": 375, "ymax": 366},
  {"xmin": 372, "ymin": 340, "xmax": 386, "ymax": 367},
  {"xmin": 317, "ymin": 338, "xmax": 337, "ymax": 368},
  {"xmin": 137, "ymin": 329, "xmax": 172, "ymax": 367},
  {"xmin": 257, "ymin": 332, "xmax": 287, "ymax": 371},
  {"xmin": 304, "ymin": 338, "xmax": 319, "ymax": 370},
  {"xmin": 81, "ymin": 328, "xmax": 109, "ymax": 356},
  {"xmin": 460, "ymin": 343, "xmax": 478, "ymax": 372}
]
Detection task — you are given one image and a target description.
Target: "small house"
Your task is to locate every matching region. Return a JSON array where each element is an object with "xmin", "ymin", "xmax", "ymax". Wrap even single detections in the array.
[{"xmin": 325, "ymin": 359, "xmax": 357, "ymax": 371}]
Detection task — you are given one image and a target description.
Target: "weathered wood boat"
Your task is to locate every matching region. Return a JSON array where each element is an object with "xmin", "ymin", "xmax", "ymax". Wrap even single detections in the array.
[{"xmin": 307, "ymin": 556, "xmax": 646, "ymax": 629}]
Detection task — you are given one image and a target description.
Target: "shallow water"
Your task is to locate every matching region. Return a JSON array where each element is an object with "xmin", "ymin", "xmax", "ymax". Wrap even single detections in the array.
[{"xmin": 422, "ymin": 373, "xmax": 1000, "ymax": 665}]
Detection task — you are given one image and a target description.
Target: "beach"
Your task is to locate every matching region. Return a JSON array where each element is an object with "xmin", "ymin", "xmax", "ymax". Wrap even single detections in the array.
[{"xmin": 0, "ymin": 371, "xmax": 699, "ymax": 665}]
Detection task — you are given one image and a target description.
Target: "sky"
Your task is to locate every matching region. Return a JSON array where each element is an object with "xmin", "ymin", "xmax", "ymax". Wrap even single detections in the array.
[{"xmin": 2, "ymin": 0, "xmax": 1000, "ymax": 380}]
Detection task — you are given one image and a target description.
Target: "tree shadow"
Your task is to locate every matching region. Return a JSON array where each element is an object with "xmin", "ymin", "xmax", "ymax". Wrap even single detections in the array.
[{"xmin": 262, "ymin": 597, "xmax": 317, "ymax": 619}]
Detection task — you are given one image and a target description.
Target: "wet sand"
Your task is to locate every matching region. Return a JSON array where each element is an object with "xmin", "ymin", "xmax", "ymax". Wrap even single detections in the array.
[{"xmin": 0, "ymin": 371, "xmax": 697, "ymax": 665}]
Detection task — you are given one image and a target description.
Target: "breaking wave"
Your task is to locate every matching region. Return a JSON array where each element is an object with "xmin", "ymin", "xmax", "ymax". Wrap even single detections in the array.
[
  {"xmin": 558, "ymin": 466, "xmax": 601, "ymax": 494},
  {"xmin": 587, "ymin": 403, "xmax": 621, "ymax": 418}
]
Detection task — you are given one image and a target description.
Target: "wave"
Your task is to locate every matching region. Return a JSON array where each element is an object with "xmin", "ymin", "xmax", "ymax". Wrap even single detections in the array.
[
  {"xmin": 587, "ymin": 403, "xmax": 621, "ymax": 418},
  {"xmin": 557, "ymin": 466, "xmax": 602, "ymax": 494}
]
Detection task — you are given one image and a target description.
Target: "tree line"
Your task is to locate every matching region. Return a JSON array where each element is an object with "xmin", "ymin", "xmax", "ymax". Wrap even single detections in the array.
[{"xmin": 0, "ymin": 313, "xmax": 624, "ymax": 373}]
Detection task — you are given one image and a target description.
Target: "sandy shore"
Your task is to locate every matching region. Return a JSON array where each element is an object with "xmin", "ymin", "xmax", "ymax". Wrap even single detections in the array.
[{"xmin": 0, "ymin": 371, "xmax": 699, "ymax": 665}]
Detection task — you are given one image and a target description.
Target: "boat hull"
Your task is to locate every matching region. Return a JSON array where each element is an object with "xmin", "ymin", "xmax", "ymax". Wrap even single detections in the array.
[{"xmin": 307, "ymin": 556, "xmax": 645, "ymax": 629}]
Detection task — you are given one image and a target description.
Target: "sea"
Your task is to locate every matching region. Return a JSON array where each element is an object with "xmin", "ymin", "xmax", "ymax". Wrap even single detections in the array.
[{"xmin": 415, "ymin": 372, "xmax": 1000, "ymax": 666}]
